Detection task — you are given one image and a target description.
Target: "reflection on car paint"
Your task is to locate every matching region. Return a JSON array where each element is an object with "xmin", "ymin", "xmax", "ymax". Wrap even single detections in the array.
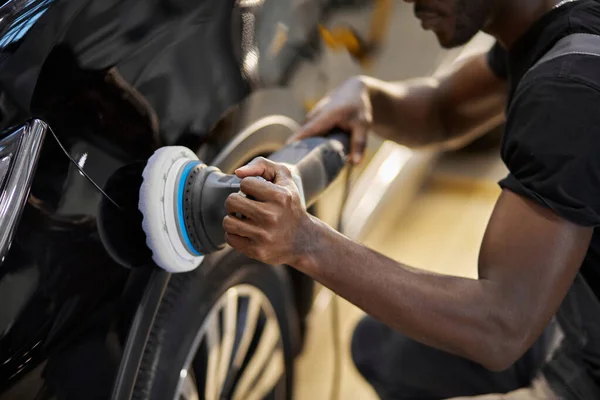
[
  {"xmin": 0, "ymin": 0, "xmax": 53, "ymax": 50},
  {"xmin": 0, "ymin": 120, "xmax": 46, "ymax": 263}
]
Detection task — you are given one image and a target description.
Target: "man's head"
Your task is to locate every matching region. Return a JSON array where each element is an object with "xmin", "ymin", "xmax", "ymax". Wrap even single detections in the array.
[{"xmin": 407, "ymin": 0, "xmax": 494, "ymax": 48}]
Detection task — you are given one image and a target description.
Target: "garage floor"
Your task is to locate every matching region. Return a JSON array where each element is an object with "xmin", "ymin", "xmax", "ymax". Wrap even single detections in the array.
[{"xmin": 294, "ymin": 146, "xmax": 508, "ymax": 399}]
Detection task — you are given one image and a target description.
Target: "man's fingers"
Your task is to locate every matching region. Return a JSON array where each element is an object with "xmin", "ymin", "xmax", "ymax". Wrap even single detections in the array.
[
  {"xmin": 224, "ymin": 220, "xmax": 272, "ymax": 262},
  {"xmin": 223, "ymin": 215, "xmax": 265, "ymax": 240},
  {"xmin": 225, "ymin": 193, "xmax": 264, "ymax": 220},
  {"xmin": 239, "ymin": 176, "xmax": 283, "ymax": 202},
  {"xmin": 235, "ymin": 157, "xmax": 292, "ymax": 185},
  {"xmin": 224, "ymin": 232, "xmax": 252, "ymax": 252},
  {"xmin": 287, "ymin": 111, "xmax": 339, "ymax": 143},
  {"xmin": 305, "ymin": 96, "xmax": 331, "ymax": 120},
  {"xmin": 350, "ymin": 123, "xmax": 368, "ymax": 164},
  {"xmin": 287, "ymin": 99, "xmax": 330, "ymax": 143},
  {"xmin": 234, "ymin": 157, "xmax": 271, "ymax": 180},
  {"xmin": 235, "ymin": 157, "xmax": 278, "ymax": 181}
]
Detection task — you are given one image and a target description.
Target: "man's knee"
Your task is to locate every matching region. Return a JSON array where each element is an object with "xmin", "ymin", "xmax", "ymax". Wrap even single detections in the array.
[
  {"xmin": 351, "ymin": 315, "xmax": 446, "ymax": 377},
  {"xmin": 350, "ymin": 315, "xmax": 434, "ymax": 397},
  {"xmin": 351, "ymin": 316, "xmax": 377, "ymax": 378},
  {"xmin": 349, "ymin": 315, "xmax": 536, "ymax": 399}
]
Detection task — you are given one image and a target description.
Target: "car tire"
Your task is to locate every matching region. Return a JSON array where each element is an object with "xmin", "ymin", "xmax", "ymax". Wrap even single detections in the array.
[{"xmin": 132, "ymin": 250, "xmax": 299, "ymax": 400}]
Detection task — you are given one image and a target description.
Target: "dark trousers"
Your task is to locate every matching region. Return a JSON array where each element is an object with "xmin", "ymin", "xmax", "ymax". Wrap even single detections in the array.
[{"xmin": 351, "ymin": 316, "xmax": 555, "ymax": 400}]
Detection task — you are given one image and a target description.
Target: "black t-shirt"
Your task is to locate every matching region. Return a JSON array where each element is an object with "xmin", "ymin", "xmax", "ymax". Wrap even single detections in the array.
[{"xmin": 487, "ymin": 0, "xmax": 600, "ymax": 302}]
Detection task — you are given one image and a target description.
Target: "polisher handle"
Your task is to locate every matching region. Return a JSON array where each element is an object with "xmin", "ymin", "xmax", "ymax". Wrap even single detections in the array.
[{"xmin": 268, "ymin": 128, "xmax": 350, "ymax": 206}]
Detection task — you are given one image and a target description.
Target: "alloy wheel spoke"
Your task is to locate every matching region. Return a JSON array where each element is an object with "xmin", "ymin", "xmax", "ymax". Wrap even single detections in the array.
[
  {"xmin": 232, "ymin": 292, "xmax": 262, "ymax": 369},
  {"xmin": 204, "ymin": 311, "xmax": 221, "ymax": 400},
  {"xmin": 176, "ymin": 285, "xmax": 285, "ymax": 400},
  {"xmin": 216, "ymin": 288, "xmax": 239, "ymax": 397},
  {"xmin": 232, "ymin": 317, "xmax": 281, "ymax": 400},
  {"xmin": 244, "ymin": 348, "xmax": 285, "ymax": 400}
]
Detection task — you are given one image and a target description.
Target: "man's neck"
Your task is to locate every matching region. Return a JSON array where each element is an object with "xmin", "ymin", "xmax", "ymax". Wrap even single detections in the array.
[{"xmin": 484, "ymin": 0, "xmax": 566, "ymax": 49}]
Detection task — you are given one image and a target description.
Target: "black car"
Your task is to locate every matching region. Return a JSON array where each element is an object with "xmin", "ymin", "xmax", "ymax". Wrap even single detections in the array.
[{"xmin": 0, "ymin": 1, "xmax": 484, "ymax": 399}]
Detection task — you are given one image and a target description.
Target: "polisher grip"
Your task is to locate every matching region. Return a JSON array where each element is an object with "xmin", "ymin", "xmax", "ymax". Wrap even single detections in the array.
[{"xmin": 268, "ymin": 129, "xmax": 350, "ymax": 206}]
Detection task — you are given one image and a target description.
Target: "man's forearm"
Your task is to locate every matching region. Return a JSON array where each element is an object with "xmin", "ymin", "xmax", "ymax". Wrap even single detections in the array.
[
  {"xmin": 292, "ymin": 216, "xmax": 518, "ymax": 371},
  {"xmin": 363, "ymin": 76, "xmax": 448, "ymax": 147},
  {"xmin": 361, "ymin": 54, "xmax": 507, "ymax": 149}
]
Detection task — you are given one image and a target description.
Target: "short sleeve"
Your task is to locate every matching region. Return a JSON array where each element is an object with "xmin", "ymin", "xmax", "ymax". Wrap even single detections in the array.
[
  {"xmin": 486, "ymin": 41, "xmax": 508, "ymax": 80},
  {"xmin": 500, "ymin": 76, "xmax": 600, "ymax": 227}
]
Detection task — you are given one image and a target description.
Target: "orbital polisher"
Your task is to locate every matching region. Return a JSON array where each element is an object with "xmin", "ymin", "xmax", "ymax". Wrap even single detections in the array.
[{"xmin": 135, "ymin": 130, "xmax": 350, "ymax": 273}]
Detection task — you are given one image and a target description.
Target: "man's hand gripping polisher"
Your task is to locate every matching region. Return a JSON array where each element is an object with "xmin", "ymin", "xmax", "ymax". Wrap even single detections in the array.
[{"xmin": 137, "ymin": 130, "xmax": 350, "ymax": 273}]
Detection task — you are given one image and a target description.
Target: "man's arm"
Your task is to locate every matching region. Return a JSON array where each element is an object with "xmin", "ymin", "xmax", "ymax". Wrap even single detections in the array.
[
  {"xmin": 293, "ymin": 52, "xmax": 508, "ymax": 158},
  {"xmin": 304, "ymin": 191, "xmax": 592, "ymax": 370},
  {"xmin": 293, "ymin": 189, "xmax": 591, "ymax": 370},
  {"xmin": 365, "ymin": 53, "xmax": 507, "ymax": 148},
  {"xmin": 224, "ymin": 163, "xmax": 592, "ymax": 370}
]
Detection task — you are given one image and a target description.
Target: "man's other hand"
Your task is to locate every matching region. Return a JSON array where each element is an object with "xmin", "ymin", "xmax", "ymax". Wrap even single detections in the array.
[
  {"xmin": 223, "ymin": 157, "xmax": 314, "ymax": 266},
  {"xmin": 288, "ymin": 76, "xmax": 373, "ymax": 164}
]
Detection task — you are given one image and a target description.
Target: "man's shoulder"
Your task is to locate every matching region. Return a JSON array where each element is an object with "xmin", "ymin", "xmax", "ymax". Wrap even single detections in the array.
[
  {"xmin": 504, "ymin": 52, "xmax": 600, "ymax": 150},
  {"xmin": 516, "ymin": 52, "xmax": 600, "ymax": 100},
  {"xmin": 519, "ymin": 32, "xmax": 600, "ymax": 95},
  {"xmin": 500, "ymin": 53, "xmax": 600, "ymax": 229}
]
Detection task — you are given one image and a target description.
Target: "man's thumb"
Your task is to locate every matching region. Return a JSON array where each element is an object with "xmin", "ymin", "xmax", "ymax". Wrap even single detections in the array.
[
  {"xmin": 235, "ymin": 157, "xmax": 278, "ymax": 181},
  {"xmin": 235, "ymin": 164, "xmax": 263, "ymax": 178},
  {"xmin": 287, "ymin": 117, "xmax": 335, "ymax": 144}
]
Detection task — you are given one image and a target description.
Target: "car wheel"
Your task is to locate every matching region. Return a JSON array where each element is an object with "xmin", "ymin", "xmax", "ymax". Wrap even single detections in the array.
[{"xmin": 132, "ymin": 250, "xmax": 299, "ymax": 400}]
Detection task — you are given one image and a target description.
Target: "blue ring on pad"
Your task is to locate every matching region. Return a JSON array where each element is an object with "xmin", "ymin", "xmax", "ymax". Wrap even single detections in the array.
[{"xmin": 178, "ymin": 161, "xmax": 202, "ymax": 256}]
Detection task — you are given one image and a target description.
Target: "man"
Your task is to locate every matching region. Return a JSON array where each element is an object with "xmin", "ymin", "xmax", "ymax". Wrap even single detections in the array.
[{"xmin": 222, "ymin": 0, "xmax": 600, "ymax": 398}]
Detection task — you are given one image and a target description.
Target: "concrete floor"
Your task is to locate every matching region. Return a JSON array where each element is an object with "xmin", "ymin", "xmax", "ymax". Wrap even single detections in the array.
[{"xmin": 294, "ymin": 146, "xmax": 508, "ymax": 399}]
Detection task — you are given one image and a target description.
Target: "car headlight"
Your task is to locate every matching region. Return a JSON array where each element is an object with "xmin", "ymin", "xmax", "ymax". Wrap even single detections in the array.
[{"xmin": 0, "ymin": 119, "xmax": 47, "ymax": 263}]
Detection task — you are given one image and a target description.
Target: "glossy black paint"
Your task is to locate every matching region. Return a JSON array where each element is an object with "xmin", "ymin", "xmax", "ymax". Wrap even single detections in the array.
[
  {"xmin": 0, "ymin": 0, "xmax": 399, "ymax": 398},
  {"xmin": 0, "ymin": 127, "xmax": 130, "ymax": 398}
]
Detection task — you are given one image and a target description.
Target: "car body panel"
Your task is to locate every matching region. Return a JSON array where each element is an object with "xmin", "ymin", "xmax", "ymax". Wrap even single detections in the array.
[{"xmin": 0, "ymin": 120, "xmax": 132, "ymax": 399}]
